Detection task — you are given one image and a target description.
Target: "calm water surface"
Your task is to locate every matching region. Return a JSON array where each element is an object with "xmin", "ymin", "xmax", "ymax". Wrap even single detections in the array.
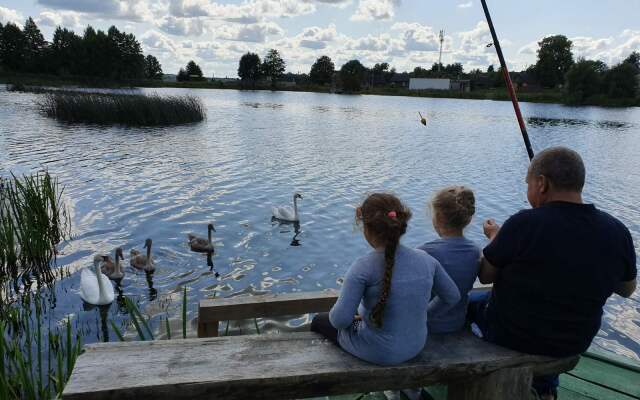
[{"xmin": 1, "ymin": 86, "xmax": 639, "ymax": 361}]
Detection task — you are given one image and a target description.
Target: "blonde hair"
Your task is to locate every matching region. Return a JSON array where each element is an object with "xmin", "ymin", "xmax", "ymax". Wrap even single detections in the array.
[{"xmin": 430, "ymin": 186, "xmax": 475, "ymax": 230}]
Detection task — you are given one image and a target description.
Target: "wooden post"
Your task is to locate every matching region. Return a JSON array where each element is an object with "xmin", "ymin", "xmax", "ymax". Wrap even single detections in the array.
[
  {"xmin": 447, "ymin": 366, "xmax": 533, "ymax": 400},
  {"xmin": 197, "ymin": 320, "xmax": 219, "ymax": 338}
]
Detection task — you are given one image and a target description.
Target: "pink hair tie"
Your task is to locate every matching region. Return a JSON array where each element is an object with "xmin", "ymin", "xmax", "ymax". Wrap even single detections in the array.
[{"xmin": 387, "ymin": 211, "xmax": 397, "ymax": 219}]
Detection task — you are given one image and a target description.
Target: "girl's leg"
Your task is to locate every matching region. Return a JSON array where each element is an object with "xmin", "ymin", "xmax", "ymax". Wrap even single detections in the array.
[{"xmin": 310, "ymin": 312, "xmax": 339, "ymax": 345}]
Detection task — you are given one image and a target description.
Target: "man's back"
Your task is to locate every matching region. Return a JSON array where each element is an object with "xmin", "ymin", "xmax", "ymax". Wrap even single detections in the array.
[{"xmin": 483, "ymin": 201, "xmax": 636, "ymax": 357}]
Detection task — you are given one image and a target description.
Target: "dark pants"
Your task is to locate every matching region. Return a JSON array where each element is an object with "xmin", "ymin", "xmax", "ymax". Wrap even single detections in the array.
[
  {"xmin": 310, "ymin": 312, "xmax": 339, "ymax": 345},
  {"xmin": 467, "ymin": 291, "xmax": 559, "ymax": 398}
]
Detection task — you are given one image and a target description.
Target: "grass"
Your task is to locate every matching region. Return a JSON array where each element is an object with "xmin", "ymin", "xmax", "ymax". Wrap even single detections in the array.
[
  {"xmin": 38, "ymin": 91, "xmax": 206, "ymax": 126},
  {"xmin": 0, "ymin": 172, "xmax": 70, "ymax": 310},
  {"xmin": 0, "ymin": 292, "xmax": 82, "ymax": 400}
]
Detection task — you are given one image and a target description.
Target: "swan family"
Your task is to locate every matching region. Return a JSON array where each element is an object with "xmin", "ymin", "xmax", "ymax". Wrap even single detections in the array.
[{"xmin": 80, "ymin": 193, "xmax": 303, "ymax": 306}]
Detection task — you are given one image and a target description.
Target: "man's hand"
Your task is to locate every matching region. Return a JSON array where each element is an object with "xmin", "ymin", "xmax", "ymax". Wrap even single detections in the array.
[{"xmin": 483, "ymin": 219, "xmax": 501, "ymax": 241}]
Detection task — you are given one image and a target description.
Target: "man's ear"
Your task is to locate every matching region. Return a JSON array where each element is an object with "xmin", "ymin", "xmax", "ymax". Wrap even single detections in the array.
[{"xmin": 539, "ymin": 175, "xmax": 550, "ymax": 194}]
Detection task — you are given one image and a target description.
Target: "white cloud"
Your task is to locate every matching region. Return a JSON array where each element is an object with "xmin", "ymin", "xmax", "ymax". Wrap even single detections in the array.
[
  {"xmin": 347, "ymin": 34, "xmax": 392, "ymax": 51},
  {"xmin": 457, "ymin": 1, "xmax": 473, "ymax": 8},
  {"xmin": 37, "ymin": 0, "xmax": 153, "ymax": 21},
  {"xmin": 216, "ymin": 22, "xmax": 284, "ymax": 43},
  {"xmin": 157, "ymin": 16, "xmax": 205, "ymax": 36},
  {"xmin": 141, "ymin": 30, "xmax": 180, "ymax": 54},
  {"xmin": 392, "ymin": 22, "xmax": 441, "ymax": 51},
  {"xmin": 351, "ymin": 0, "xmax": 398, "ymax": 21},
  {"xmin": 36, "ymin": 10, "xmax": 82, "ymax": 29},
  {"xmin": 166, "ymin": 0, "xmax": 315, "ymax": 22},
  {"xmin": 297, "ymin": 24, "xmax": 337, "ymax": 49},
  {"xmin": 0, "ymin": 6, "xmax": 23, "ymax": 25}
]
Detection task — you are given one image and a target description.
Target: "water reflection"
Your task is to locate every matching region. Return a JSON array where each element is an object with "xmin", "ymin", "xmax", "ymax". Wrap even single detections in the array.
[
  {"xmin": 527, "ymin": 116, "xmax": 632, "ymax": 131},
  {"xmin": 272, "ymin": 217, "xmax": 302, "ymax": 246}
]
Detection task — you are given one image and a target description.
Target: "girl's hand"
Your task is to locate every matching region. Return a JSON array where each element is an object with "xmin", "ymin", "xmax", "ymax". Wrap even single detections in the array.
[
  {"xmin": 483, "ymin": 219, "xmax": 500, "ymax": 240},
  {"xmin": 353, "ymin": 315, "xmax": 362, "ymax": 321}
]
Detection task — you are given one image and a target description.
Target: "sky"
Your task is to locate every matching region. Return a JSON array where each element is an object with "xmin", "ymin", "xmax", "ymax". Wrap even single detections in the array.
[{"xmin": 0, "ymin": 0, "xmax": 638, "ymax": 78}]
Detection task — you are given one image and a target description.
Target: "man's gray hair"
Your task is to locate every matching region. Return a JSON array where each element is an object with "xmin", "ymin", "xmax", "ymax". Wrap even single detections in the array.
[{"xmin": 528, "ymin": 147, "xmax": 585, "ymax": 192}]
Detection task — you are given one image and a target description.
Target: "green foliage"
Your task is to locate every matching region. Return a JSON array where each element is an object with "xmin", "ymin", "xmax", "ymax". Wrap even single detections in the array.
[
  {"xmin": 22, "ymin": 18, "xmax": 46, "ymax": 73},
  {"xmin": 238, "ymin": 52, "xmax": 262, "ymax": 87},
  {"xmin": 603, "ymin": 62, "xmax": 639, "ymax": 99},
  {"xmin": 39, "ymin": 91, "xmax": 206, "ymax": 126},
  {"xmin": 340, "ymin": 59, "xmax": 366, "ymax": 92},
  {"xmin": 623, "ymin": 51, "xmax": 640, "ymax": 72},
  {"xmin": 262, "ymin": 49, "xmax": 285, "ymax": 87},
  {"xmin": 0, "ymin": 292, "xmax": 82, "ymax": 400},
  {"xmin": 371, "ymin": 62, "xmax": 394, "ymax": 86},
  {"xmin": 565, "ymin": 59, "xmax": 607, "ymax": 103},
  {"xmin": 0, "ymin": 172, "xmax": 70, "ymax": 304},
  {"xmin": 144, "ymin": 55, "xmax": 163, "ymax": 80},
  {"xmin": 310, "ymin": 55, "xmax": 334, "ymax": 85},
  {"xmin": 186, "ymin": 60, "xmax": 203, "ymax": 78},
  {"xmin": 533, "ymin": 35, "xmax": 574, "ymax": 88},
  {"xmin": 0, "ymin": 23, "xmax": 27, "ymax": 72}
]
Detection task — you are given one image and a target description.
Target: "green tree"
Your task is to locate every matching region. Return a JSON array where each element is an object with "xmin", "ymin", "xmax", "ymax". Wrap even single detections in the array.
[
  {"xmin": 603, "ymin": 62, "xmax": 639, "ymax": 99},
  {"xmin": 413, "ymin": 66, "xmax": 429, "ymax": 78},
  {"xmin": 487, "ymin": 64, "xmax": 495, "ymax": 73},
  {"xmin": 50, "ymin": 26, "xmax": 82, "ymax": 75},
  {"xmin": 0, "ymin": 22, "xmax": 27, "ymax": 71},
  {"xmin": 565, "ymin": 58, "xmax": 608, "ymax": 103},
  {"xmin": 22, "ymin": 17, "xmax": 46, "ymax": 72},
  {"xmin": 144, "ymin": 54, "xmax": 163, "ymax": 79},
  {"xmin": 340, "ymin": 59, "xmax": 366, "ymax": 92},
  {"xmin": 186, "ymin": 60, "xmax": 203, "ymax": 78},
  {"xmin": 444, "ymin": 63, "xmax": 463, "ymax": 76},
  {"xmin": 371, "ymin": 62, "xmax": 391, "ymax": 85},
  {"xmin": 238, "ymin": 52, "xmax": 262, "ymax": 88},
  {"xmin": 262, "ymin": 49, "xmax": 285, "ymax": 88},
  {"xmin": 623, "ymin": 51, "xmax": 640, "ymax": 73},
  {"xmin": 309, "ymin": 55, "xmax": 334, "ymax": 85},
  {"xmin": 177, "ymin": 67, "xmax": 188, "ymax": 82},
  {"xmin": 533, "ymin": 35, "xmax": 574, "ymax": 88}
]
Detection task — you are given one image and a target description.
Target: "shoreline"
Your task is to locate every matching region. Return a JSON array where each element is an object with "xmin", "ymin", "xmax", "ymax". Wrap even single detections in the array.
[{"xmin": 2, "ymin": 74, "xmax": 638, "ymax": 108}]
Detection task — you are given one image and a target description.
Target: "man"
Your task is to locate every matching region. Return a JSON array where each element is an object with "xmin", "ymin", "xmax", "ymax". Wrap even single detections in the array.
[{"xmin": 469, "ymin": 146, "xmax": 637, "ymax": 399}]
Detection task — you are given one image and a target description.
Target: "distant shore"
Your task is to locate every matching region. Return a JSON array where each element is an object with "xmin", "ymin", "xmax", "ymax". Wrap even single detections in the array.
[{"xmin": 2, "ymin": 73, "xmax": 638, "ymax": 108}]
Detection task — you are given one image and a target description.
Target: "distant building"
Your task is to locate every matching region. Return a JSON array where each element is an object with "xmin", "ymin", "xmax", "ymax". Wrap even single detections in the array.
[
  {"xmin": 409, "ymin": 78, "xmax": 470, "ymax": 92},
  {"xmin": 211, "ymin": 77, "xmax": 240, "ymax": 83},
  {"xmin": 390, "ymin": 74, "xmax": 410, "ymax": 88},
  {"xmin": 162, "ymin": 74, "xmax": 177, "ymax": 82},
  {"xmin": 409, "ymin": 78, "xmax": 451, "ymax": 90}
]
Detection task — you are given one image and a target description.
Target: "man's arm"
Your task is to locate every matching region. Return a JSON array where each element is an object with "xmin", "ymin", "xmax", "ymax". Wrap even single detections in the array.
[
  {"xmin": 479, "ymin": 256, "xmax": 499, "ymax": 284},
  {"xmin": 615, "ymin": 279, "xmax": 637, "ymax": 298}
]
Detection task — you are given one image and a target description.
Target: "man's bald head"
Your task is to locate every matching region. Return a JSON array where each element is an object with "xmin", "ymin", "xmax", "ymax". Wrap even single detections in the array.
[{"xmin": 528, "ymin": 147, "xmax": 585, "ymax": 192}]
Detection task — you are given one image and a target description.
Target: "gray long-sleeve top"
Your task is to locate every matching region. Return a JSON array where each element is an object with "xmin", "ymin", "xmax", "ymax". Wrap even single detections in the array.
[{"xmin": 329, "ymin": 244, "xmax": 461, "ymax": 365}]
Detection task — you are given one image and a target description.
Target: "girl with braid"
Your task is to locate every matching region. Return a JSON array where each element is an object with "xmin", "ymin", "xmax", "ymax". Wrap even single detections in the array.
[{"xmin": 310, "ymin": 193, "xmax": 460, "ymax": 365}]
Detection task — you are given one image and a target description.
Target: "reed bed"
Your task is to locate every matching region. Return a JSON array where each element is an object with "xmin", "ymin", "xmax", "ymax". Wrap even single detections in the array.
[
  {"xmin": 39, "ymin": 92, "xmax": 206, "ymax": 126},
  {"xmin": 0, "ymin": 172, "xmax": 70, "ymax": 309},
  {"xmin": 0, "ymin": 292, "xmax": 82, "ymax": 400}
]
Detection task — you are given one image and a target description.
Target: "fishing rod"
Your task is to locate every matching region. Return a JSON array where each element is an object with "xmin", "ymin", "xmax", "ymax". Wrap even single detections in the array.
[{"xmin": 480, "ymin": 0, "xmax": 535, "ymax": 161}]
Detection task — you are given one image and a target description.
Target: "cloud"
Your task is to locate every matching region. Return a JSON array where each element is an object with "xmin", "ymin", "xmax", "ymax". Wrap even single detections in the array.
[
  {"xmin": 167, "ymin": 0, "xmax": 315, "ymax": 22},
  {"xmin": 297, "ymin": 24, "xmax": 337, "ymax": 49},
  {"xmin": 458, "ymin": 21, "xmax": 493, "ymax": 53},
  {"xmin": 351, "ymin": 0, "xmax": 398, "ymax": 21},
  {"xmin": 141, "ymin": 30, "xmax": 180, "ymax": 54},
  {"xmin": 457, "ymin": 1, "xmax": 473, "ymax": 8},
  {"xmin": 392, "ymin": 22, "xmax": 442, "ymax": 52},
  {"xmin": 0, "ymin": 6, "xmax": 23, "ymax": 24},
  {"xmin": 157, "ymin": 16, "xmax": 205, "ymax": 36},
  {"xmin": 36, "ymin": 10, "xmax": 82, "ymax": 29},
  {"xmin": 347, "ymin": 34, "xmax": 392, "ymax": 51},
  {"xmin": 216, "ymin": 22, "xmax": 284, "ymax": 43},
  {"xmin": 37, "ymin": 0, "xmax": 153, "ymax": 21}
]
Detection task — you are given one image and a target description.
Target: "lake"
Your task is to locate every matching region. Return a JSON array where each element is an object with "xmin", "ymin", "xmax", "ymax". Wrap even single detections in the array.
[{"xmin": 1, "ymin": 85, "xmax": 639, "ymax": 360}]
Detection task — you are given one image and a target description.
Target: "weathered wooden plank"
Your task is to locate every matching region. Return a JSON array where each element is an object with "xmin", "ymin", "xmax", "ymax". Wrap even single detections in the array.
[
  {"xmin": 447, "ymin": 366, "xmax": 532, "ymax": 400},
  {"xmin": 568, "ymin": 354, "xmax": 640, "ymax": 397},
  {"xmin": 63, "ymin": 331, "xmax": 578, "ymax": 400},
  {"xmin": 560, "ymin": 373, "xmax": 637, "ymax": 400},
  {"xmin": 198, "ymin": 290, "xmax": 338, "ymax": 324}
]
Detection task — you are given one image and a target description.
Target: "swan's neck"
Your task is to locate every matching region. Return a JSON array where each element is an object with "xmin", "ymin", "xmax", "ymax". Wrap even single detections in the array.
[
  {"xmin": 146, "ymin": 245, "xmax": 152, "ymax": 268},
  {"xmin": 115, "ymin": 252, "xmax": 120, "ymax": 274},
  {"xmin": 208, "ymin": 228, "xmax": 212, "ymax": 244},
  {"xmin": 293, "ymin": 196, "xmax": 299, "ymax": 218},
  {"xmin": 95, "ymin": 262, "xmax": 109, "ymax": 299}
]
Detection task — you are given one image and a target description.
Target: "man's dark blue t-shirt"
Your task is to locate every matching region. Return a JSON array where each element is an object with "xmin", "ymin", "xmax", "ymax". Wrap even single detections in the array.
[{"xmin": 483, "ymin": 201, "xmax": 637, "ymax": 357}]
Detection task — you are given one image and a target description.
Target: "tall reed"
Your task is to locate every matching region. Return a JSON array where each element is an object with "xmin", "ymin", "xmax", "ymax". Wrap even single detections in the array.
[
  {"xmin": 0, "ymin": 292, "xmax": 82, "ymax": 400},
  {"xmin": 0, "ymin": 172, "xmax": 70, "ymax": 311},
  {"xmin": 39, "ymin": 92, "xmax": 206, "ymax": 126}
]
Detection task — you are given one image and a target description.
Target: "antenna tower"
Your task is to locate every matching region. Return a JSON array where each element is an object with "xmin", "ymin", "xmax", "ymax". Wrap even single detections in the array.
[{"xmin": 438, "ymin": 30, "xmax": 445, "ymax": 72}]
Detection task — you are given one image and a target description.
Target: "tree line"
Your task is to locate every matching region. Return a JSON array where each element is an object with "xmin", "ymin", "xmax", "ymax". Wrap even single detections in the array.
[{"xmin": 0, "ymin": 17, "xmax": 163, "ymax": 80}]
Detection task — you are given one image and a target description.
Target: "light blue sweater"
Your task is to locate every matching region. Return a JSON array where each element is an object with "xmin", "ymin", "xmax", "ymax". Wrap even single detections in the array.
[
  {"xmin": 329, "ymin": 244, "xmax": 460, "ymax": 365},
  {"xmin": 418, "ymin": 237, "xmax": 481, "ymax": 333}
]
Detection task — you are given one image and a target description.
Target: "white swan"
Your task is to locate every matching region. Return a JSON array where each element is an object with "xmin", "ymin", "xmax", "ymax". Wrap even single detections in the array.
[
  {"xmin": 80, "ymin": 256, "xmax": 115, "ymax": 305},
  {"xmin": 188, "ymin": 223, "xmax": 215, "ymax": 253},
  {"xmin": 130, "ymin": 238, "xmax": 155, "ymax": 272},
  {"xmin": 272, "ymin": 193, "xmax": 303, "ymax": 222},
  {"xmin": 100, "ymin": 248, "xmax": 125, "ymax": 281}
]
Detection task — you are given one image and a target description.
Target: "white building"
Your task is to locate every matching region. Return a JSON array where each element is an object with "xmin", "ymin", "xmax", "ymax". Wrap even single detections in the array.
[{"xmin": 409, "ymin": 78, "xmax": 451, "ymax": 90}]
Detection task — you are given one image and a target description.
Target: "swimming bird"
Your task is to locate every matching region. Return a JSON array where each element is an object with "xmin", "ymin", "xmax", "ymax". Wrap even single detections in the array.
[
  {"xmin": 272, "ymin": 193, "xmax": 303, "ymax": 222},
  {"xmin": 80, "ymin": 256, "xmax": 115, "ymax": 305},
  {"xmin": 130, "ymin": 238, "xmax": 155, "ymax": 272},
  {"xmin": 188, "ymin": 223, "xmax": 216, "ymax": 253},
  {"xmin": 418, "ymin": 112, "xmax": 427, "ymax": 126},
  {"xmin": 99, "ymin": 247, "xmax": 125, "ymax": 281}
]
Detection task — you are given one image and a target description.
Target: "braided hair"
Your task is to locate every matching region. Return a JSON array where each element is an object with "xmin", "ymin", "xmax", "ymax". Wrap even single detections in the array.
[{"xmin": 356, "ymin": 193, "xmax": 412, "ymax": 328}]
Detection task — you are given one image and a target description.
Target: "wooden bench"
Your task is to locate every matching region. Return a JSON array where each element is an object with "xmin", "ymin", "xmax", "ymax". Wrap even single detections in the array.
[{"xmin": 63, "ymin": 290, "xmax": 579, "ymax": 400}]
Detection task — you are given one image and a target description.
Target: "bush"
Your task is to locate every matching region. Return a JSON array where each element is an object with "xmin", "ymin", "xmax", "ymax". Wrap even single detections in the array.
[{"xmin": 39, "ymin": 92, "xmax": 206, "ymax": 125}]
